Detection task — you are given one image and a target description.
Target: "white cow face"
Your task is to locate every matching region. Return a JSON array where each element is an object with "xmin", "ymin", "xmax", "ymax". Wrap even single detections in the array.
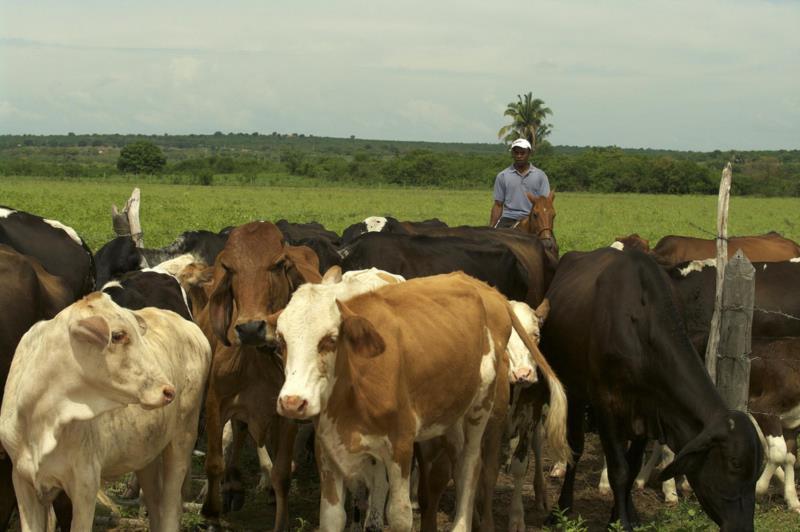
[
  {"xmin": 274, "ymin": 268, "xmax": 402, "ymax": 419},
  {"xmin": 506, "ymin": 299, "xmax": 549, "ymax": 385},
  {"xmin": 68, "ymin": 293, "xmax": 176, "ymax": 409},
  {"xmin": 275, "ymin": 284, "xmax": 342, "ymax": 419}
]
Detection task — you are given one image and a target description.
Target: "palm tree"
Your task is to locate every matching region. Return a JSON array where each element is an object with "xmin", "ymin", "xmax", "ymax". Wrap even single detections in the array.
[{"xmin": 497, "ymin": 93, "xmax": 553, "ymax": 150}]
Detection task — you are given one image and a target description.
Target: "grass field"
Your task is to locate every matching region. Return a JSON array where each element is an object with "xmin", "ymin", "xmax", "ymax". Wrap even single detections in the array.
[
  {"xmin": 3, "ymin": 179, "xmax": 800, "ymax": 531},
  {"xmin": 2, "ymin": 179, "xmax": 799, "ymax": 253}
]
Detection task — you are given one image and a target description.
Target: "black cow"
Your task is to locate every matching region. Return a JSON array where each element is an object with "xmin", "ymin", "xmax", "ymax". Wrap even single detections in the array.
[
  {"xmin": 541, "ymin": 248, "xmax": 762, "ymax": 531},
  {"xmin": 94, "ymin": 229, "xmax": 229, "ymax": 288},
  {"xmin": 669, "ymin": 259, "xmax": 800, "ymax": 352},
  {"xmin": 340, "ymin": 216, "xmax": 447, "ymax": 245},
  {"xmin": 340, "ymin": 232, "xmax": 530, "ymax": 302},
  {"xmin": 102, "ymin": 270, "xmax": 192, "ymax": 320},
  {"xmin": 275, "ymin": 220, "xmax": 340, "ymax": 246},
  {"xmin": 0, "ymin": 206, "xmax": 94, "ymax": 299},
  {"xmin": 292, "ymin": 237, "xmax": 341, "ymax": 274}
]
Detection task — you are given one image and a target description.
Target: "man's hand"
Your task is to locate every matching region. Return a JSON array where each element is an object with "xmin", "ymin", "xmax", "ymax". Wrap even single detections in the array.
[{"xmin": 489, "ymin": 200, "xmax": 503, "ymax": 227}]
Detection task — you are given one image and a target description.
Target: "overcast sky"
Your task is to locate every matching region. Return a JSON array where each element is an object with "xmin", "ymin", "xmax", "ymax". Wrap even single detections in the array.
[{"xmin": 1, "ymin": 0, "xmax": 798, "ymax": 150}]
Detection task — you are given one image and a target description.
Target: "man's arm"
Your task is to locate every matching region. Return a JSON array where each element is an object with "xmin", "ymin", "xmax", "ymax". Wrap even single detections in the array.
[
  {"xmin": 489, "ymin": 200, "xmax": 503, "ymax": 227},
  {"xmin": 538, "ymin": 170, "xmax": 551, "ymax": 196}
]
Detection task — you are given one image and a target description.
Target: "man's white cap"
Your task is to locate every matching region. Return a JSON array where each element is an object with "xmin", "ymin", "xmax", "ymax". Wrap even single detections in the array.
[{"xmin": 510, "ymin": 138, "xmax": 532, "ymax": 151}]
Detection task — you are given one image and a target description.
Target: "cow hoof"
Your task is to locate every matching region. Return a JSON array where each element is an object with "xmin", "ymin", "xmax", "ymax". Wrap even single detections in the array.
[
  {"xmin": 508, "ymin": 518, "xmax": 526, "ymax": 532},
  {"xmin": 222, "ymin": 489, "xmax": 245, "ymax": 513},
  {"xmin": 534, "ymin": 498, "xmax": 549, "ymax": 511},
  {"xmin": 200, "ymin": 501, "xmax": 220, "ymax": 519},
  {"xmin": 598, "ymin": 487, "xmax": 612, "ymax": 499},
  {"xmin": 549, "ymin": 463, "xmax": 567, "ymax": 478},
  {"xmin": 634, "ymin": 479, "xmax": 645, "ymax": 490},
  {"xmin": 791, "ymin": 506, "xmax": 800, "ymax": 514},
  {"xmin": 665, "ymin": 495, "xmax": 679, "ymax": 506}
]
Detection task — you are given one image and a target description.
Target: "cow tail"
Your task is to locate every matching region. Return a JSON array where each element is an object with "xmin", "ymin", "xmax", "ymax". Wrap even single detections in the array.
[{"xmin": 507, "ymin": 305, "xmax": 572, "ymax": 464}]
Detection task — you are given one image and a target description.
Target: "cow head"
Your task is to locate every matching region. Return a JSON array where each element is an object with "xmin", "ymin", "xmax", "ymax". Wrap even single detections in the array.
[
  {"xmin": 659, "ymin": 410, "xmax": 762, "ymax": 531},
  {"xmin": 274, "ymin": 269, "xmax": 397, "ymax": 419},
  {"xmin": 506, "ymin": 299, "xmax": 549, "ymax": 385},
  {"xmin": 68, "ymin": 292, "xmax": 175, "ymax": 409},
  {"xmin": 208, "ymin": 222, "xmax": 321, "ymax": 347}
]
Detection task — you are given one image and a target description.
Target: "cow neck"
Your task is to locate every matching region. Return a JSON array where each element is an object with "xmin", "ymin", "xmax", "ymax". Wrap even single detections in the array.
[
  {"xmin": 325, "ymin": 341, "xmax": 402, "ymax": 437},
  {"xmin": 646, "ymin": 319, "xmax": 728, "ymax": 452}
]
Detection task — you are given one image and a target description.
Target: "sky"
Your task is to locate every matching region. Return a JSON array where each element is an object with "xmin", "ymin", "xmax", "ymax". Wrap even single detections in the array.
[{"xmin": 0, "ymin": 0, "xmax": 798, "ymax": 150}]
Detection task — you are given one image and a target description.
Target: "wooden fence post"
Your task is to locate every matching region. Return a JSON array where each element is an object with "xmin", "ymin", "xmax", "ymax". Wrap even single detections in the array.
[
  {"xmin": 705, "ymin": 163, "xmax": 733, "ymax": 381},
  {"xmin": 111, "ymin": 188, "xmax": 143, "ymax": 247},
  {"xmin": 715, "ymin": 249, "xmax": 754, "ymax": 411}
]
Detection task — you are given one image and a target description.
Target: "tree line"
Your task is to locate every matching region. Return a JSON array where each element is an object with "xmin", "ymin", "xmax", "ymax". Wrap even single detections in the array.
[{"xmin": 0, "ymin": 134, "xmax": 798, "ymax": 196}]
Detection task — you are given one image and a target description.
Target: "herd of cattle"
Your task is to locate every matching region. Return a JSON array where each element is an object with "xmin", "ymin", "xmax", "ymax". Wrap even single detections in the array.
[{"xmin": 0, "ymin": 192, "xmax": 799, "ymax": 531}]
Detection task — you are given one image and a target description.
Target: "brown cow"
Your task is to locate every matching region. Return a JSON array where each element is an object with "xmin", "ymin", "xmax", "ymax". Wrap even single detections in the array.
[
  {"xmin": 0, "ymin": 244, "xmax": 73, "ymax": 529},
  {"xmin": 517, "ymin": 191, "xmax": 558, "ymax": 256},
  {"xmin": 196, "ymin": 222, "xmax": 321, "ymax": 532},
  {"xmin": 611, "ymin": 233, "xmax": 651, "ymax": 253},
  {"xmin": 652, "ymin": 232, "xmax": 800, "ymax": 269}
]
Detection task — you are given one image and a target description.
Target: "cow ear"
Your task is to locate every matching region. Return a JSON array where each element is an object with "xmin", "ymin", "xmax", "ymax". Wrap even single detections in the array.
[
  {"xmin": 526, "ymin": 192, "xmax": 536, "ymax": 203},
  {"xmin": 285, "ymin": 246, "xmax": 323, "ymax": 291},
  {"xmin": 70, "ymin": 316, "xmax": 110, "ymax": 348},
  {"xmin": 209, "ymin": 265, "xmax": 234, "ymax": 347},
  {"xmin": 534, "ymin": 298, "xmax": 550, "ymax": 325},
  {"xmin": 336, "ymin": 299, "xmax": 385, "ymax": 358},
  {"xmin": 658, "ymin": 426, "xmax": 720, "ymax": 481},
  {"xmin": 134, "ymin": 313, "xmax": 148, "ymax": 335},
  {"xmin": 322, "ymin": 265, "xmax": 343, "ymax": 284}
]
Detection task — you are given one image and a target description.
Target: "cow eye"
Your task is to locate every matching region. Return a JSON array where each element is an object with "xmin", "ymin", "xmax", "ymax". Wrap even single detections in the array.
[
  {"xmin": 111, "ymin": 330, "xmax": 129, "ymax": 344},
  {"xmin": 317, "ymin": 334, "xmax": 336, "ymax": 353}
]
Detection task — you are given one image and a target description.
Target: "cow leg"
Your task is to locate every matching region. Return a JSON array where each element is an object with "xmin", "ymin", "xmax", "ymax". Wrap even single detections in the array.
[
  {"xmin": 52, "ymin": 491, "xmax": 73, "ymax": 532},
  {"xmin": 364, "ymin": 459, "xmax": 388, "ymax": 531},
  {"xmin": 222, "ymin": 419, "xmax": 248, "ymax": 513},
  {"xmin": 598, "ymin": 458, "xmax": 611, "ymax": 497},
  {"xmin": 508, "ymin": 425, "xmax": 531, "ymax": 532},
  {"xmin": 137, "ymin": 460, "xmax": 164, "ymax": 531},
  {"xmin": 658, "ymin": 447, "xmax": 678, "ymax": 504},
  {"xmin": 384, "ymin": 455, "xmax": 413, "ymax": 532},
  {"xmin": 62, "ymin": 469, "xmax": 101, "ymax": 532},
  {"xmin": 416, "ymin": 440, "xmax": 451, "ymax": 532},
  {"xmin": 159, "ymin": 430, "xmax": 197, "ymax": 530},
  {"xmin": 622, "ymin": 437, "xmax": 646, "ymax": 523},
  {"xmin": 317, "ymin": 440, "xmax": 346, "ymax": 532},
  {"xmin": 780, "ymin": 429, "xmax": 800, "ymax": 512},
  {"xmin": 634, "ymin": 442, "xmax": 661, "ymax": 490},
  {"xmin": 201, "ymin": 384, "xmax": 225, "ymax": 522},
  {"xmin": 0, "ymin": 457, "xmax": 17, "ymax": 530},
  {"xmin": 755, "ymin": 417, "xmax": 784, "ymax": 496},
  {"xmin": 10, "ymin": 470, "xmax": 48, "ymax": 532},
  {"xmin": 530, "ymin": 397, "xmax": 549, "ymax": 511},
  {"xmin": 451, "ymin": 409, "xmax": 491, "ymax": 532},
  {"xmin": 255, "ymin": 444, "xmax": 274, "ymax": 495},
  {"xmin": 269, "ymin": 415, "xmax": 297, "ymax": 532},
  {"xmin": 598, "ymin": 421, "xmax": 643, "ymax": 531},
  {"xmin": 551, "ymin": 399, "xmax": 586, "ymax": 520}
]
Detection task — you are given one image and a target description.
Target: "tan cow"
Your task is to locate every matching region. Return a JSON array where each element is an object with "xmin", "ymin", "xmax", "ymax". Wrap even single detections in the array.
[
  {"xmin": 274, "ymin": 272, "xmax": 555, "ymax": 531},
  {"xmin": 0, "ymin": 292, "xmax": 211, "ymax": 531},
  {"xmin": 195, "ymin": 221, "xmax": 321, "ymax": 531},
  {"xmin": 652, "ymin": 232, "xmax": 800, "ymax": 269}
]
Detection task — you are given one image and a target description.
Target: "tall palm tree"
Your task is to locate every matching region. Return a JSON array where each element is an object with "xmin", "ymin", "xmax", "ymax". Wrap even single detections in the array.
[{"xmin": 497, "ymin": 92, "xmax": 553, "ymax": 150}]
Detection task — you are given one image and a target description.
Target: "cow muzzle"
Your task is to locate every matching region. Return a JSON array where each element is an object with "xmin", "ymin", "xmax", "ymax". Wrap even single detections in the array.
[
  {"xmin": 140, "ymin": 384, "xmax": 177, "ymax": 409},
  {"xmin": 278, "ymin": 394, "xmax": 310, "ymax": 419},
  {"xmin": 235, "ymin": 320, "xmax": 267, "ymax": 346},
  {"xmin": 511, "ymin": 366, "xmax": 537, "ymax": 386}
]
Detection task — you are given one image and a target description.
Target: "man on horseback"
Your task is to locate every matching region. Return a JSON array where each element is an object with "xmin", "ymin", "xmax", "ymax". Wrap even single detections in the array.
[{"xmin": 489, "ymin": 138, "xmax": 550, "ymax": 229}]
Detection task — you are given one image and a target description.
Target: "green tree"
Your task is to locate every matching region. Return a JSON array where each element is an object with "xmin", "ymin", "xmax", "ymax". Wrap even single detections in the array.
[
  {"xmin": 497, "ymin": 92, "xmax": 553, "ymax": 150},
  {"xmin": 117, "ymin": 141, "xmax": 166, "ymax": 174}
]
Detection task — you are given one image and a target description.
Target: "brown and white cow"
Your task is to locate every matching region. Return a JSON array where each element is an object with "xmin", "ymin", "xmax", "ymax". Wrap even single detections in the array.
[
  {"xmin": 274, "ymin": 272, "xmax": 554, "ymax": 531},
  {"xmin": 195, "ymin": 221, "xmax": 321, "ymax": 531},
  {"xmin": 0, "ymin": 292, "xmax": 211, "ymax": 531}
]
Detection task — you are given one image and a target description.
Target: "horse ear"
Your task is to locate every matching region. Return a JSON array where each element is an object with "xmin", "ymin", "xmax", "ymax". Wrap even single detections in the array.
[
  {"xmin": 526, "ymin": 192, "xmax": 536, "ymax": 203},
  {"xmin": 548, "ymin": 190, "xmax": 555, "ymax": 201}
]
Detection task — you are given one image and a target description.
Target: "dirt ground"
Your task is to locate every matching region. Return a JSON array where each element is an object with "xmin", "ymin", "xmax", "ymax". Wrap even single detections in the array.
[{"xmin": 84, "ymin": 430, "xmax": 711, "ymax": 531}]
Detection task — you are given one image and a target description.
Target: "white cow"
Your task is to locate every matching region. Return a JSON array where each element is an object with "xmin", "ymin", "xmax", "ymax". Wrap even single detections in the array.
[{"xmin": 0, "ymin": 292, "xmax": 211, "ymax": 531}]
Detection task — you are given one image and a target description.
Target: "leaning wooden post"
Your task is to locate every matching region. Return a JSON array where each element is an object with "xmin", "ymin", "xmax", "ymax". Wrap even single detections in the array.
[
  {"xmin": 715, "ymin": 249, "xmax": 754, "ymax": 410},
  {"xmin": 111, "ymin": 188, "xmax": 144, "ymax": 247},
  {"xmin": 704, "ymin": 163, "xmax": 733, "ymax": 381}
]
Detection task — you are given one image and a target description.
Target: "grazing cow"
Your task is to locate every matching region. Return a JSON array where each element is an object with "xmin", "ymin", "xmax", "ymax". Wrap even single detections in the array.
[
  {"xmin": 0, "ymin": 292, "xmax": 211, "ymax": 531},
  {"xmin": 274, "ymin": 272, "xmax": 545, "ymax": 532},
  {"xmin": 0, "ymin": 245, "xmax": 73, "ymax": 529},
  {"xmin": 0, "ymin": 206, "xmax": 94, "ymax": 299},
  {"xmin": 275, "ymin": 219, "xmax": 341, "ymax": 246},
  {"xmin": 196, "ymin": 221, "xmax": 321, "ymax": 532},
  {"xmin": 652, "ymin": 232, "xmax": 800, "ymax": 269},
  {"xmin": 669, "ymin": 259, "xmax": 800, "ymax": 352},
  {"xmin": 340, "ymin": 216, "xmax": 448, "ymax": 245},
  {"xmin": 516, "ymin": 191, "xmax": 558, "ymax": 255},
  {"xmin": 340, "ymin": 232, "xmax": 531, "ymax": 303},
  {"xmin": 541, "ymin": 248, "xmax": 762, "ymax": 531}
]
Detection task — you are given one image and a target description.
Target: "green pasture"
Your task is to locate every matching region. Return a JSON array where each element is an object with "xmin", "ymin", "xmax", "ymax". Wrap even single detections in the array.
[{"xmin": 1, "ymin": 179, "xmax": 798, "ymax": 253}]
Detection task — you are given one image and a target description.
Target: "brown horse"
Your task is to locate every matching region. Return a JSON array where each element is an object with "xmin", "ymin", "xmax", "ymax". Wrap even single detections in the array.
[{"xmin": 517, "ymin": 191, "xmax": 558, "ymax": 256}]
